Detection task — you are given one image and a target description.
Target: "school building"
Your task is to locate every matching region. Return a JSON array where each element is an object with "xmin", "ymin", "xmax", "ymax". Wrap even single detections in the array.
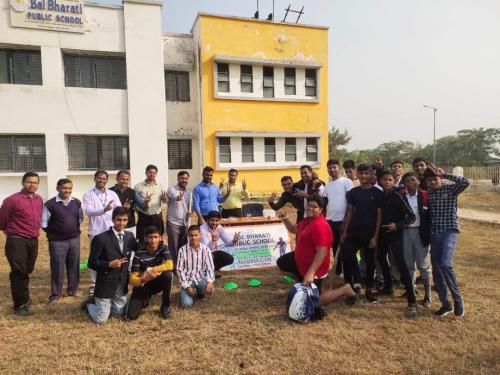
[{"xmin": 0, "ymin": 0, "xmax": 329, "ymax": 202}]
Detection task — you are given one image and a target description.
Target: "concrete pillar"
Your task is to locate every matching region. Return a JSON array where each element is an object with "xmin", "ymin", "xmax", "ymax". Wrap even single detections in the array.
[
  {"xmin": 41, "ymin": 46, "xmax": 66, "ymax": 197},
  {"xmin": 123, "ymin": 0, "xmax": 168, "ymax": 186}
]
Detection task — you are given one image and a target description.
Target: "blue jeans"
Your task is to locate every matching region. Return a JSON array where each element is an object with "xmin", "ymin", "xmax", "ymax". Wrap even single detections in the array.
[
  {"xmin": 430, "ymin": 230, "xmax": 462, "ymax": 306},
  {"xmin": 179, "ymin": 279, "xmax": 208, "ymax": 308},
  {"xmin": 87, "ymin": 288, "xmax": 127, "ymax": 324}
]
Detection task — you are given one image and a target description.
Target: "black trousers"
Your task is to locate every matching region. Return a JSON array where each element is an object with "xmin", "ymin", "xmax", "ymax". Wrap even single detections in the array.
[
  {"xmin": 212, "ymin": 251, "xmax": 234, "ymax": 271},
  {"xmin": 377, "ymin": 232, "xmax": 416, "ymax": 304},
  {"xmin": 341, "ymin": 234, "xmax": 375, "ymax": 289},
  {"xmin": 5, "ymin": 237, "xmax": 38, "ymax": 310},
  {"xmin": 136, "ymin": 212, "xmax": 164, "ymax": 244},
  {"xmin": 276, "ymin": 252, "xmax": 323, "ymax": 293},
  {"xmin": 126, "ymin": 272, "xmax": 173, "ymax": 320},
  {"xmin": 221, "ymin": 208, "xmax": 243, "ymax": 218},
  {"xmin": 328, "ymin": 220, "xmax": 343, "ymax": 275}
]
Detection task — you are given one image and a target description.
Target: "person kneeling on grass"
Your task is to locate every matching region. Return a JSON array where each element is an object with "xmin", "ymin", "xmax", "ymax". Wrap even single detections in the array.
[
  {"xmin": 276, "ymin": 195, "xmax": 332, "ymax": 294},
  {"xmin": 85, "ymin": 207, "xmax": 138, "ymax": 324},
  {"xmin": 127, "ymin": 226, "xmax": 174, "ymax": 320},
  {"xmin": 177, "ymin": 225, "xmax": 215, "ymax": 308},
  {"xmin": 200, "ymin": 210, "xmax": 240, "ymax": 275}
]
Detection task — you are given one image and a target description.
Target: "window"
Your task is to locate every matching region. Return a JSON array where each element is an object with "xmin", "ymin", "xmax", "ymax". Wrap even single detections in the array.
[
  {"xmin": 285, "ymin": 138, "xmax": 297, "ymax": 162},
  {"xmin": 67, "ymin": 136, "xmax": 129, "ymax": 170},
  {"xmin": 263, "ymin": 66, "xmax": 274, "ymax": 98},
  {"xmin": 218, "ymin": 137, "xmax": 231, "ymax": 163},
  {"xmin": 284, "ymin": 68, "xmax": 296, "ymax": 95},
  {"xmin": 240, "ymin": 65, "xmax": 253, "ymax": 93},
  {"xmin": 305, "ymin": 69, "xmax": 317, "ymax": 97},
  {"xmin": 264, "ymin": 138, "xmax": 276, "ymax": 162},
  {"xmin": 0, "ymin": 49, "xmax": 42, "ymax": 85},
  {"xmin": 63, "ymin": 54, "xmax": 127, "ymax": 89},
  {"xmin": 165, "ymin": 71, "xmax": 190, "ymax": 101},
  {"xmin": 168, "ymin": 139, "xmax": 192, "ymax": 169},
  {"xmin": 306, "ymin": 137, "xmax": 318, "ymax": 162},
  {"xmin": 217, "ymin": 63, "xmax": 229, "ymax": 92},
  {"xmin": 0, "ymin": 135, "xmax": 46, "ymax": 172},
  {"xmin": 242, "ymin": 138, "xmax": 254, "ymax": 163}
]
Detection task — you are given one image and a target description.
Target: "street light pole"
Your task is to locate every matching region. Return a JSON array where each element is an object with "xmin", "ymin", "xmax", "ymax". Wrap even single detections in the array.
[{"xmin": 423, "ymin": 105, "xmax": 438, "ymax": 164}]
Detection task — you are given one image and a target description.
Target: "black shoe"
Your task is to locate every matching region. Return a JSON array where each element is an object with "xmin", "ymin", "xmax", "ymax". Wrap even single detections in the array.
[
  {"xmin": 143, "ymin": 296, "xmax": 152, "ymax": 309},
  {"xmin": 454, "ymin": 300, "xmax": 465, "ymax": 317},
  {"xmin": 434, "ymin": 304, "xmax": 453, "ymax": 317},
  {"xmin": 365, "ymin": 290, "xmax": 378, "ymax": 304},
  {"xmin": 313, "ymin": 306, "xmax": 327, "ymax": 320},
  {"xmin": 198, "ymin": 294, "xmax": 207, "ymax": 301},
  {"xmin": 406, "ymin": 303, "xmax": 417, "ymax": 317},
  {"xmin": 160, "ymin": 307, "xmax": 172, "ymax": 319},
  {"xmin": 346, "ymin": 287, "xmax": 361, "ymax": 306},
  {"xmin": 81, "ymin": 296, "xmax": 95, "ymax": 311},
  {"xmin": 14, "ymin": 305, "xmax": 34, "ymax": 316}
]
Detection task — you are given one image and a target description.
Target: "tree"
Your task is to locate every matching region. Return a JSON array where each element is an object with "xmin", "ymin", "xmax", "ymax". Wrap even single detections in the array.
[
  {"xmin": 328, "ymin": 127, "xmax": 352, "ymax": 160},
  {"xmin": 326, "ymin": 127, "xmax": 500, "ymax": 167}
]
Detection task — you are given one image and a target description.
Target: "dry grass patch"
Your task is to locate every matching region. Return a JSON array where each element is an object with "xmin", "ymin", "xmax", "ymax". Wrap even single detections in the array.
[
  {"xmin": 459, "ymin": 191, "xmax": 500, "ymax": 213},
  {"xmin": 0, "ymin": 221, "xmax": 499, "ymax": 374}
]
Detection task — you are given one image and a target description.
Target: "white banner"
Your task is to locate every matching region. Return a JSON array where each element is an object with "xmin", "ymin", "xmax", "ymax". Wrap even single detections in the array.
[
  {"xmin": 10, "ymin": 0, "xmax": 85, "ymax": 33},
  {"xmin": 220, "ymin": 223, "xmax": 292, "ymax": 270}
]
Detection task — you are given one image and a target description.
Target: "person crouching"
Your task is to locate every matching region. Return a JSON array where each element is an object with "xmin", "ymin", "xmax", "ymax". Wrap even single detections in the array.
[
  {"xmin": 127, "ymin": 226, "xmax": 174, "ymax": 320},
  {"xmin": 177, "ymin": 225, "xmax": 215, "ymax": 308}
]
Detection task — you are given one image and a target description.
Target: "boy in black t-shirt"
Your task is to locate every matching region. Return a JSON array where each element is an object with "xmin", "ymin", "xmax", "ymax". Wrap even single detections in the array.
[
  {"xmin": 127, "ymin": 226, "xmax": 174, "ymax": 320},
  {"xmin": 340, "ymin": 164, "xmax": 383, "ymax": 305}
]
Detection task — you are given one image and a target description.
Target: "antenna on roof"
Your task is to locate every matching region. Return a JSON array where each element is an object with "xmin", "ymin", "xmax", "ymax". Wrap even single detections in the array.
[
  {"xmin": 254, "ymin": 0, "xmax": 259, "ymax": 19},
  {"xmin": 282, "ymin": 4, "xmax": 304, "ymax": 23}
]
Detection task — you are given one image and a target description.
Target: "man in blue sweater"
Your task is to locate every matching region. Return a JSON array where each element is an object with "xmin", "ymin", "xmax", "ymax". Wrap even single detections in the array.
[{"xmin": 41, "ymin": 178, "xmax": 84, "ymax": 303}]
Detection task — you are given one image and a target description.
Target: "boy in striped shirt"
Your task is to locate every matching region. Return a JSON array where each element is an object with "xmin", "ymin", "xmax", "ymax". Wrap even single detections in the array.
[
  {"xmin": 177, "ymin": 225, "xmax": 215, "ymax": 308},
  {"xmin": 127, "ymin": 226, "xmax": 174, "ymax": 320}
]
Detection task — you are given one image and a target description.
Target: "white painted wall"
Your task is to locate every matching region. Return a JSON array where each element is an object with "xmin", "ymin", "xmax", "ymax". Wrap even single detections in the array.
[
  {"xmin": 162, "ymin": 33, "xmax": 201, "ymax": 187},
  {"xmin": 0, "ymin": 1, "xmax": 128, "ymax": 202},
  {"xmin": 123, "ymin": 0, "xmax": 168, "ymax": 188},
  {"xmin": 0, "ymin": 0, "xmax": 168, "ymax": 203}
]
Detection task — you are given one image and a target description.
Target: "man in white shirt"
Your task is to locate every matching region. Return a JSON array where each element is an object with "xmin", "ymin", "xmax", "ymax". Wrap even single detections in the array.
[
  {"xmin": 82, "ymin": 170, "xmax": 122, "ymax": 296},
  {"xmin": 199, "ymin": 211, "xmax": 240, "ymax": 273},
  {"xmin": 324, "ymin": 159, "xmax": 353, "ymax": 275}
]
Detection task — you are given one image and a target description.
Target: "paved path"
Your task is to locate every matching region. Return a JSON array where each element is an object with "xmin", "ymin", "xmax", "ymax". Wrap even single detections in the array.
[{"xmin": 458, "ymin": 208, "xmax": 500, "ymax": 225}]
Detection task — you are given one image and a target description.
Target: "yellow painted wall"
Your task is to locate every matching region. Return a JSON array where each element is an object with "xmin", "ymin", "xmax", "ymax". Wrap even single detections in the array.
[{"xmin": 198, "ymin": 15, "xmax": 329, "ymax": 194}]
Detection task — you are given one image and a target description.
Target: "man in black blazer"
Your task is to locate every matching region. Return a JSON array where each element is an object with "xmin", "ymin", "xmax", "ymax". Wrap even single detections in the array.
[{"xmin": 85, "ymin": 207, "xmax": 138, "ymax": 324}]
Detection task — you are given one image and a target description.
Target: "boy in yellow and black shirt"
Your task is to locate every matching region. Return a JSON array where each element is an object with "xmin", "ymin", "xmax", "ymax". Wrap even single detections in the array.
[{"xmin": 127, "ymin": 226, "xmax": 173, "ymax": 320}]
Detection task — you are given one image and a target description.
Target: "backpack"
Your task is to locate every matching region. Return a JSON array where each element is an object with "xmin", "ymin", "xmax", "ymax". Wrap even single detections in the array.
[{"xmin": 286, "ymin": 282, "xmax": 321, "ymax": 322}]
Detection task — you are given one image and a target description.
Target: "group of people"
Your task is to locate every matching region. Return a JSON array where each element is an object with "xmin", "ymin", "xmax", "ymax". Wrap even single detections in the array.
[
  {"xmin": 0, "ymin": 165, "xmax": 248, "ymax": 322},
  {"xmin": 272, "ymin": 158, "xmax": 469, "ymax": 318},
  {"xmin": 0, "ymin": 155, "xmax": 469, "ymax": 323}
]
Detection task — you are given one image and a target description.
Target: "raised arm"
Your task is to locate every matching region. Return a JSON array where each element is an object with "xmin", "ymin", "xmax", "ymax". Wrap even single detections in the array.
[{"xmin": 443, "ymin": 173, "xmax": 470, "ymax": 196}]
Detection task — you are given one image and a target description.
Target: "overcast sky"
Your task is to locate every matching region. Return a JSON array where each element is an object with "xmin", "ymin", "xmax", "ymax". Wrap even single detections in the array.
[{"xmin": 104, "ymin": 0, "xmax": 500, "ymax": 149}]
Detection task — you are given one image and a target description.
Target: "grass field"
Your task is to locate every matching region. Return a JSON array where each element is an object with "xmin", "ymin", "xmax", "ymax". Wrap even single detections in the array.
[
  {"xmin": 459, "ymin": 191, "xmax": 500, "ymax": 213},
  {"xmin": 0, "ymin": 220, "xmax": 499, "ymax": 374}
]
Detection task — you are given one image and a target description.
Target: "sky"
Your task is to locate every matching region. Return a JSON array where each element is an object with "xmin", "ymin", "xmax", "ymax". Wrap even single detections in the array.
[{"xmin": 103, "ymin": 0, "xmax": 500, "ymax": 150}]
